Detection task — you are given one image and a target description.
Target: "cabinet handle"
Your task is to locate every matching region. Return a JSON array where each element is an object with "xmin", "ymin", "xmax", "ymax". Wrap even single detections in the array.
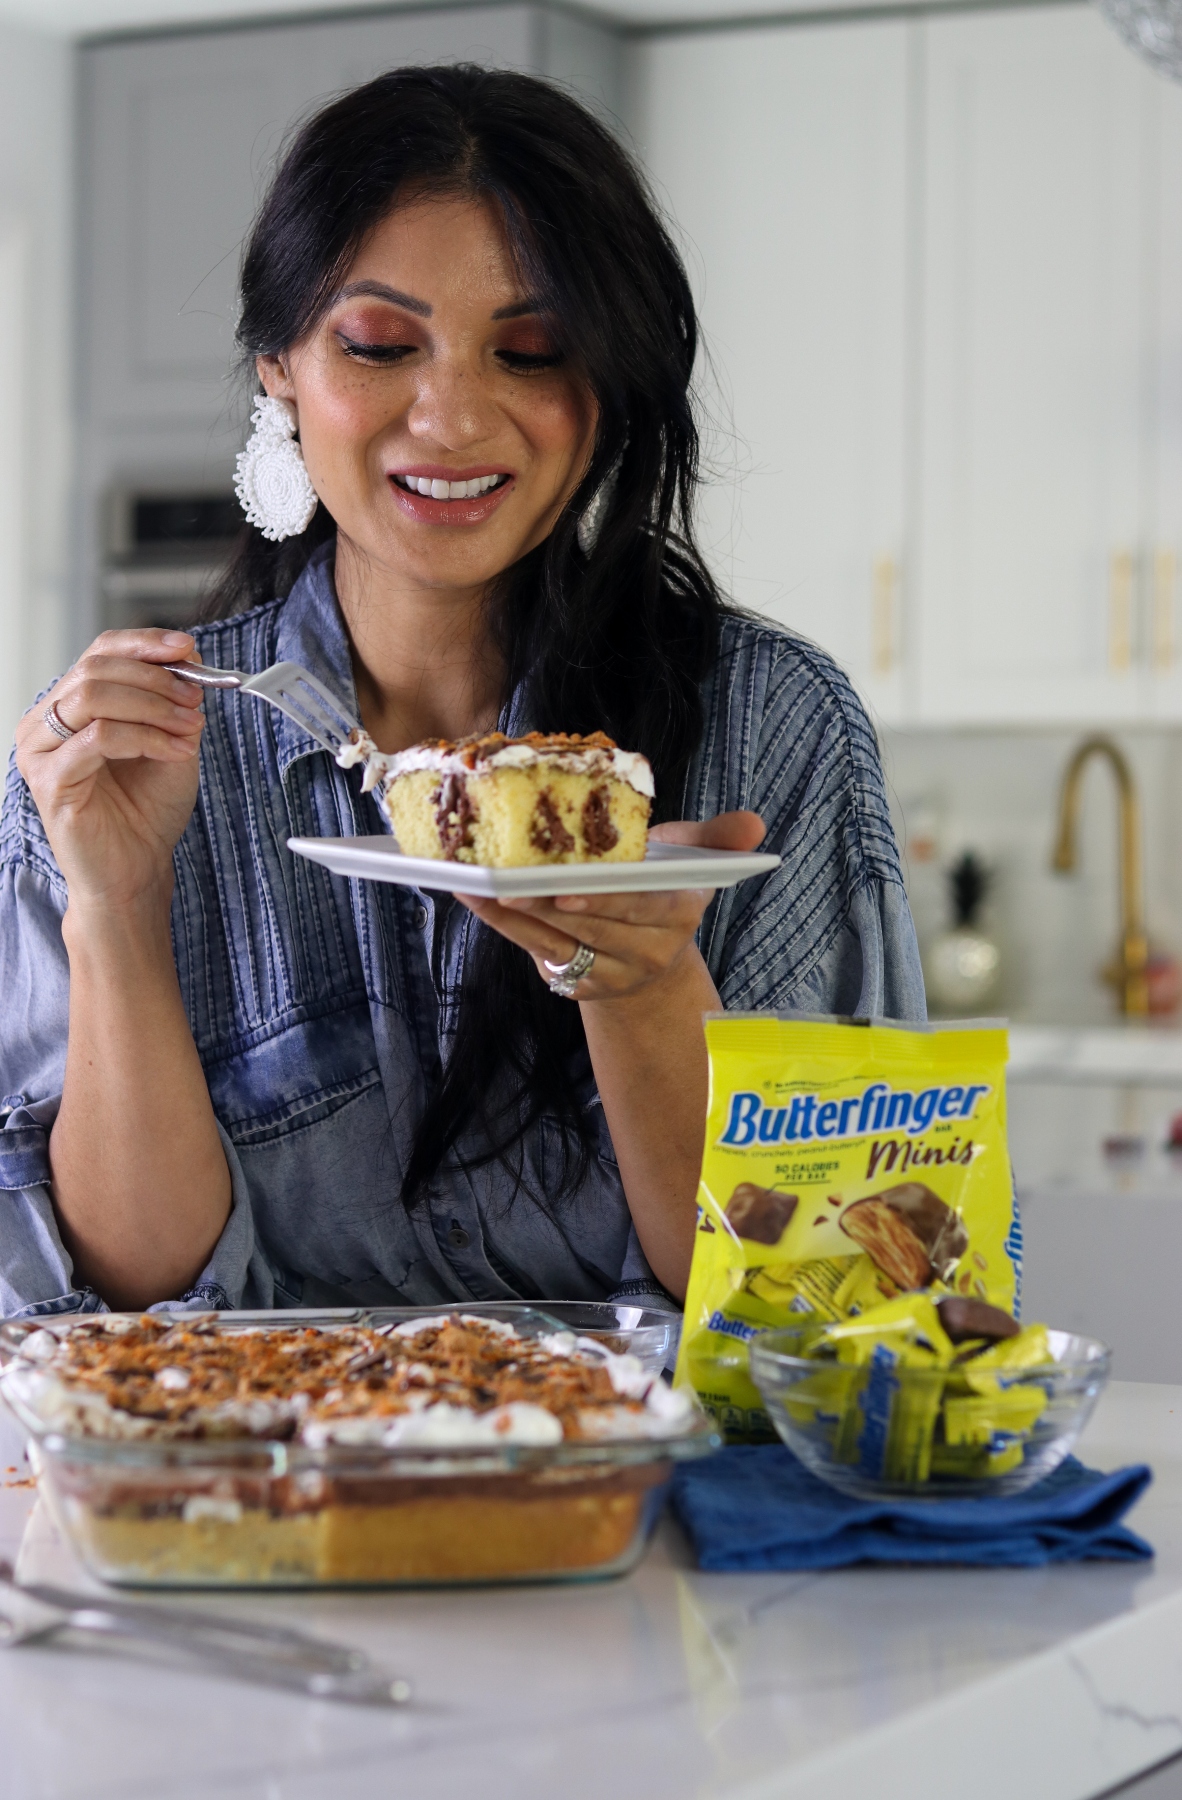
[
  {"xmin": 1109, "ymin": 551, "xmax": 1134, "ymax": 673},
  {"xmin": 872, "ymin": 555, "xmax": 897, "ymax": 675},
  {"xmin": 1152, "ymin": 549, "xmax": 1176, "ymax": 670}
]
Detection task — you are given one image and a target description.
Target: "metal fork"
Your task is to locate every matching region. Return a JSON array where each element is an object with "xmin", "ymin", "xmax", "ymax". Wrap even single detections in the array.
[
  {"xmin": 0, "ymin": 1560, "xmax": 411, "ymax": 1706},
  {"xmin": 165, "ymin": 660, "xmax": 360, "ymax": 758}
]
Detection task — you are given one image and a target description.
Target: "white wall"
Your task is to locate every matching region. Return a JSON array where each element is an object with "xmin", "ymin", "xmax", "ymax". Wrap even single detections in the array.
[{"xmin": 0, "ymin": 22, "xmax": 72, "ymax": 746}]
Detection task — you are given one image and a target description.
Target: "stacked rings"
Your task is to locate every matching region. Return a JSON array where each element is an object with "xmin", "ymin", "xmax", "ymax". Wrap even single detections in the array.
[
  {"xmin": 42, "ymin": 702, "xmax": 75, "ymax": 743},
  {"xmin": 543, "ymin": 942, "xmax": 596, "ymax": 999}
]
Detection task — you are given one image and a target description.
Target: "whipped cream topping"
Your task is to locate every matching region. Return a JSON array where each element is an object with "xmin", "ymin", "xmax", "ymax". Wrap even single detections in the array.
[
  {"xmin": 336, "ymin": 730, "xmax": 655, "ymax": 800},
  {"xmin": 1, "ymin": 1313, "xmax": 694, "ymax": 1449}
]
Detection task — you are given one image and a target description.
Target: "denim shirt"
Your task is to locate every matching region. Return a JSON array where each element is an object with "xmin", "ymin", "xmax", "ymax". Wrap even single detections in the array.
[{"xmin": 0, "ymin": 546, "xmax": 925, "ymax": 1320}]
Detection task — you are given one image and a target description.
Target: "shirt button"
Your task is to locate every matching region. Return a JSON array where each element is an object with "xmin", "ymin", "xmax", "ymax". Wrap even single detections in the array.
[
  {"xmin": 414, "ymin": 905, "xmax": 429, "ymax": 929},
  {"xmin": 447, "ymin": 1225, "xmax": 470, "ymax": 1249}
]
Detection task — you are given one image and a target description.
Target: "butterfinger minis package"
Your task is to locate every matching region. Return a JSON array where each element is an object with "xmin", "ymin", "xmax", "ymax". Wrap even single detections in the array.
[{"xmin": 674, "ymin": 1015, "xmax": 1020, "ymax": 1441}]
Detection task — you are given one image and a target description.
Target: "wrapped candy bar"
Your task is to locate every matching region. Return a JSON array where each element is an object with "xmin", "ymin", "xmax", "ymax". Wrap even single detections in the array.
[{"xmin": 783, "ymin": 1295, "xmax": 1051, "ymax": 1485}]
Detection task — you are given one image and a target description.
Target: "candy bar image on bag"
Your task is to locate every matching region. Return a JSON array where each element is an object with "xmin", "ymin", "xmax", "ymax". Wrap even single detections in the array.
[
  {"xmin": 839, "ymin": 1183, "xmax": 970, "ymax": 1289},
  {"xmin": 725, "ymin": 1183, "xmax": 798, "ymax": 1246},
  {"xmin": 675, "ymin": 1014, "xmax": 1019, "ymax": 1441}
]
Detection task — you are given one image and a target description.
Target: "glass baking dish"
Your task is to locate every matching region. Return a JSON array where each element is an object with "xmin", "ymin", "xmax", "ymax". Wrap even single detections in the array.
[
  {"xmin": 0, "ymin": 1308, "xmax": 715, "ymax": 1590},
  {"xmin": 371, "ymin": 1300, "xmax": 681, "ymax": 1374}
]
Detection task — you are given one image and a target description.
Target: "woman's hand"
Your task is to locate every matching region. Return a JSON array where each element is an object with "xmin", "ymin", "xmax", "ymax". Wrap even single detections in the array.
[
  {"xmin": 15, "ymin": 630, "xmax": 207, "ymax": 915},
  {"xmin": 458, "ymin": 810, "xmax": 766, "ymax": 1298},
  {"xmin": 22, "ymin": 629, "xmax": 231, "ymax": 1309},
  {"xmin": 456, "ymin": 810, "xmax": 766, "ymax": 999}
]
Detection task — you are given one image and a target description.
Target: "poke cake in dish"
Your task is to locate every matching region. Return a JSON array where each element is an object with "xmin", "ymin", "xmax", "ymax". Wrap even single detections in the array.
[
  {"xmin": 0, "ymin": 1311, "xmax": 709, "ymax": 1588},
  {"xmin": 337, "ymin": 729, "xmax": 653, "ymax": 866}
]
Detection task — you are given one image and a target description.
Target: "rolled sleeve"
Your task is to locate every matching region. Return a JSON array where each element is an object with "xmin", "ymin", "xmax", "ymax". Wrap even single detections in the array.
[{"xmin": 0, "ymin": 1105, "xmax": 274, "ymax": 1317}]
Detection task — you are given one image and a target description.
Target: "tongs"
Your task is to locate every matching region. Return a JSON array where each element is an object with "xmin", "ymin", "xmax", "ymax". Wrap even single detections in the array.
[
  {"xmin": 165, "ymin": 660, "xmax": 360, "ymax": 759},
  {"xmin": 0, "ymin": 1560, "xmax": 410, "ymax": 1706}
]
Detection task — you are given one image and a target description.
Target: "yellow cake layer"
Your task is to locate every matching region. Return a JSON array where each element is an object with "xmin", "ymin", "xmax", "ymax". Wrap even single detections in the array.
[
  {"xmin": 73, "ymin": 1490, "xmax": 644, "ymax": 1584},
  {"xmin": 384, "ymin": 766, "xmax": 650, "ymax": 866}
]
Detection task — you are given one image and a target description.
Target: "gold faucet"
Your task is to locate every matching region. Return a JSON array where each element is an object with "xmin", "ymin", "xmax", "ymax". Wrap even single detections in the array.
[{"xmin": 1051, "ymin": 735, "xmax": 1148, "ymax": 1017}]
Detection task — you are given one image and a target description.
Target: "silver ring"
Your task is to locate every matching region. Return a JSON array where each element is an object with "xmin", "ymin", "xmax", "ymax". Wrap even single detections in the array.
[
  {"xmin": 42, "ymin": 702, "xmax": 75, "ymax": 743},
  {"xmin": 543, "ymin": 942, "xmax": 595, "ymax": 998}
]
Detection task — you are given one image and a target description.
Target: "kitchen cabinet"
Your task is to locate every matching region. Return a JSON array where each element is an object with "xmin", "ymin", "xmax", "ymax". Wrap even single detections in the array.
[
  {"xmin": 916, "ymin": 5, "xmax": 1174, "ymax": 725},
  {"xmin": 633, "ymin": 21, "xmax": 911, "ymax": 723},
  {"xmin": 75, "ymin": 6, "xmax": 622, "ymax": 643},
  {"xmin": 637, "ymin": 4, "xmax": 1182, "ymax": 728}
]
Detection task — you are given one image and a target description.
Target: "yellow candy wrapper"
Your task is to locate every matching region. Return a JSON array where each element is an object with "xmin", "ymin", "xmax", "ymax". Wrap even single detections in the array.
[{"xmin": 675, "ymin": 1015, "xmax": 1020, "ymax": 1442}]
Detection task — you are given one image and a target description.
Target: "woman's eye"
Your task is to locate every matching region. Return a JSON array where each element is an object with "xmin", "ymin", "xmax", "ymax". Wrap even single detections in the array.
[
  {"xmin": 496, "ymin": 348, "xmax": 564, "ymax": 373},
  {"xmin": 336, "ymin": 335, "xmax": 416, "ymax": 365}
]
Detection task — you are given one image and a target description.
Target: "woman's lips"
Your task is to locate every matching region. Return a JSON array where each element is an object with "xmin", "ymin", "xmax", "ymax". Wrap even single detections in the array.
[{"xmin": 388, "ymin": 469, "xmax": 515, "ymax": 526}]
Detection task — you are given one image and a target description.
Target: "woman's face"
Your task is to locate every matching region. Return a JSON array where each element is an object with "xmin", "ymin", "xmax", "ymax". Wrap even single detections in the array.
[{"xmin": 258, "ymin": 192, "xmax": 597, "ymax": 596}]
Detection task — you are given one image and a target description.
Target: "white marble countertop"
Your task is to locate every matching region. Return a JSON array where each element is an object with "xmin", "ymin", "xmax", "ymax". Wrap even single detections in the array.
[
  {"xmin": 4, "ymin": 1383, "xmax": 1182, "ymax": 1800},
  {"xmin": 1007, "ymin": 1025, "xmax": 1182, "ymax": 1085}
]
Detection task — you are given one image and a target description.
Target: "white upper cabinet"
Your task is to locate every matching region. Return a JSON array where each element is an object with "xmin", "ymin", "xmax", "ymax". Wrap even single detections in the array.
[
  {"xmin": 1145, "ymin": 67, "xmax": 1182, "ymax": 717},
  {"xmin": 634, "ymin": 21, "xmax": 910, "ymax": 721},
  {"xmin": 915, "ymin": 6, "xmax": 1161, "ymax": 724},
  {"xmin": 637, "ymin": 3, "xmax": 1182, "ymax": 728}
]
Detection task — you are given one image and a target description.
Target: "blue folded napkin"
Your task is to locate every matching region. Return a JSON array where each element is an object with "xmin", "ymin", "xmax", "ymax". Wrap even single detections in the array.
[{"xmin": 671, "ymin": 1446, "xmax": 1154, "ymax": 1570}]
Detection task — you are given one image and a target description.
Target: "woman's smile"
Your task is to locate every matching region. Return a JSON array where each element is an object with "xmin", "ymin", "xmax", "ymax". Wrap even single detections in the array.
[{"xmin": 387, "ymin": 464, "xmax": 516, "ymax": 525}]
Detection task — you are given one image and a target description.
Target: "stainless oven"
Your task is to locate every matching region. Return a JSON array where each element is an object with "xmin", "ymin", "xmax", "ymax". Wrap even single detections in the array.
[{"xmin": 100, "ymin": 489, "xmax": 240, "ymax": 631}]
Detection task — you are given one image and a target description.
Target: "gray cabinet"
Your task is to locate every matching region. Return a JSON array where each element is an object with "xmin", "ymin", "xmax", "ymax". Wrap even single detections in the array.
[{"xmin": 76, "ymin": 6, "xmax": 623, "ymax": 641}]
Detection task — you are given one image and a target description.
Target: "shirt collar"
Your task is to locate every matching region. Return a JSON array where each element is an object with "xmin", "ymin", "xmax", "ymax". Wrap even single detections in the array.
[
  {"xmin": 268, "ymin": 539, "xmax": 533, "ymax": 777},
  {"xmin": 270, "ymin": 542, "xmax": 359, "ymax": 779}
]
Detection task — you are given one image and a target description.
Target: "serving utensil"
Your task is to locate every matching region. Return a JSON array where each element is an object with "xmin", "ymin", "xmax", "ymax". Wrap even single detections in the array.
[
  {"xmin": 0, "ymin": 1560, "xmax": 411, "ymax": 1705},
  {"xmin": 165, "ymin": 660, "xmax": 359, "ymax": 758}
]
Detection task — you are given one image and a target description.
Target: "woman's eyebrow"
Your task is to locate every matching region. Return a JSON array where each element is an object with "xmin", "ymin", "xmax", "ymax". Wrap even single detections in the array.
[
  {"xmin": 333, "ymin": 279, "xmax": 432, "ymax": 316},
  {"xmin": 491, "ymin": 299, "xmax": 545, "ymax": 320}
]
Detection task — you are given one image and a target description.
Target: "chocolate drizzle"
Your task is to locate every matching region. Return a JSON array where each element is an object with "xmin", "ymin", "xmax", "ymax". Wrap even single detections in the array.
[
  {"xmin": 530, "ymin": 791, "xmax": 575, "ymax": 857},
  {"xmin": 433, "ymin": 774, "xmax": 477, "ymax": 859},
  {"xmin": 581, "ymin": 785, "xmax": 618, "ymax": 855}
]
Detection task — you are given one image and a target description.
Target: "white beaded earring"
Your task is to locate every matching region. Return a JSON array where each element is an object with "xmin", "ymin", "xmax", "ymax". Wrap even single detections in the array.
[{"xmin": 234, "ymin": 396, "xmax": 319, "ymax": 542}]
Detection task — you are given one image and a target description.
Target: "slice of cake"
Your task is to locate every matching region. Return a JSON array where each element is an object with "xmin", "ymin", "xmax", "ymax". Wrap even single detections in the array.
[{"xmin": 338, "ymin": 729, "xmax": 654, "ymax": 866}]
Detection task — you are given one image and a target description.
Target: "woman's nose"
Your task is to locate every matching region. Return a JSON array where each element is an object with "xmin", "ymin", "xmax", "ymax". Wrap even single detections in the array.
[{"xmin": 405, "ymin": 359, "xmax": 495, "ymax": 450}]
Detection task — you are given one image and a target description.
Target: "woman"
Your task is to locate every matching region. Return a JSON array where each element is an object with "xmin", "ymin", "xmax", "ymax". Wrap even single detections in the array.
[{"xmin": 0, "ymin": 67, "xmax": 923, "ymax": 1322}]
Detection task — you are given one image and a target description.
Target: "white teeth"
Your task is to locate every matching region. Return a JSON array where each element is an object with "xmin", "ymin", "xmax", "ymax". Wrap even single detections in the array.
[{"xmin": 400, "ymin": 474, "xmax": 505, "ymax": 499}]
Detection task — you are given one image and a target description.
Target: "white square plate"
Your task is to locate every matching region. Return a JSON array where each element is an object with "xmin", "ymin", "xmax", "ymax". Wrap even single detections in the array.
[{"xmin": 286, "ymin": 835, "xmax": 781, "ymax": 897}]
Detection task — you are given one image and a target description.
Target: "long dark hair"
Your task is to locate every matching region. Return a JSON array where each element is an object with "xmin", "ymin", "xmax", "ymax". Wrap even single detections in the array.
[{"xmin": 206, "ymin": 65, "xmax": 729, "ymax": 1210}]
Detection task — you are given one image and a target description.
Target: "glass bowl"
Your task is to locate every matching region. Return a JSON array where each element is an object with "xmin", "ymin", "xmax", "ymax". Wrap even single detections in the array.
[
  {"xmin": 748, "ymin": 1324, "xmax": 1111, "ymax": 1500},
  {"xmin": 0, "ymin": 1309, "xmax": 713, "ymax": 1589}
]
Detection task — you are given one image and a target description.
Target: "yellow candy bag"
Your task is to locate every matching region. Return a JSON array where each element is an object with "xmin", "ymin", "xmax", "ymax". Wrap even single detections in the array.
[{"xmin": 674, "ymin": 1015, "xmax": 1020, "ymax": 1441}]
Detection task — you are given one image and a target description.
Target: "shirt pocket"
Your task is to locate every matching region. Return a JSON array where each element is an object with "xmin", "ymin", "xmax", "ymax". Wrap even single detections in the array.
[{"xmin": 204, "ymin": 1002, "xmax": 383, "ymax": 1148}]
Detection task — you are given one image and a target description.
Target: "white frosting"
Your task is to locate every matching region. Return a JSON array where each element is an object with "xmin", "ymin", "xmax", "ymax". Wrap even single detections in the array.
[
  {"xmin": 301, "ymin": 1401, "xmax": 563, "ymax": 1450},
  {"xmin": 384, "ymin": 1313, "xmax": 518, "ymax": 1341},
  {"xmin": 182, "ymin": 1495, "xmax": 243, "ymax": 1525},
  {"xmin": 2, "ymin": 1314, "xmax": 695, "ymax": 1448},
  {"xmin": 0, "ymin": 1367, "xmax": 305, "ymax": 1442},
  {"xmin": 335, "ymin": 732, "xmax": 655, "ymax": 800}
]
